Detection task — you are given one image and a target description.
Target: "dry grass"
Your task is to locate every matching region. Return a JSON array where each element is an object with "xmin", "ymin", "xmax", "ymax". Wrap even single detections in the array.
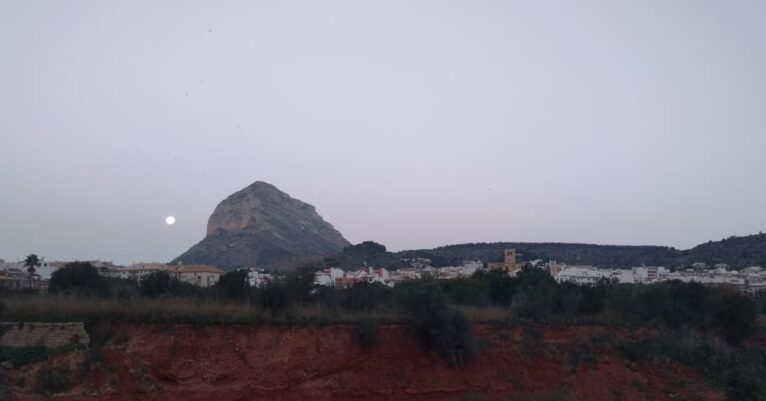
[
  {"xmin": 0, "ymin": 296, "xmax": 409, "ymax": 325},
  {"xmin": 0, "ymin": 296, "xmax": 570, "ymax": 326},
  {"xmin": 287, "ymin": 304, "xmax": 400, "ymax": 323},
  {"xmin": 1, "ymin": 296, "xmax": 271, "ymax": 325}
]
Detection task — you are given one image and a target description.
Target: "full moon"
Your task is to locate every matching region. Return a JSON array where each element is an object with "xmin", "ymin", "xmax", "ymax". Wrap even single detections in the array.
[{"xmin": 165, "ymin": 216, "xmax": 176, "ymax": 225}]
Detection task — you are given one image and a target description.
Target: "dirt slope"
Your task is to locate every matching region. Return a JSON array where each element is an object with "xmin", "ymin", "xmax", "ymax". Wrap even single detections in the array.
[{"xmin": 9, "ymin": 324, "xmax": 722, "ymax": 401}]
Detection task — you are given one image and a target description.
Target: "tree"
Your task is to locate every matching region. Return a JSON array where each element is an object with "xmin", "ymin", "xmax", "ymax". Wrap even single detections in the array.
[
  {"xmin": 395, "ymin": 279, "xmax": 448, "ymax": 321},
  {"xmin": 394, "ymin": 279, "xmax": 477, "ymax": 367},
  {"xmin": 714, "ymin": 291, "xmax": 757, "ymax": 344},
  {"xmin": 342, "ymin": 282, "xmax": 392, "ymax": 310},
  {"xmin": 479, "ymin": 269, "xmax": 515, "ymax": 305},
  {"xmin": 139, "ymin": 271, "xmax": 200, "ymax": 298},
  {"xmin": 49, "ymin": 262, "xmax": 106, "ymax": 296},
  {"xmin": 24, "ymin": 254, "xmax": 41, "ymax": 289},
  {"xmin": 214, "ymin": 270, "xmax": 249, "ymax": 301},
  {"xmin": 441, "ymin": 276, "xmax": 490, "ymax": 306},
  {"xmin": 344, "ymin": 241, "xmax": 387, "ymax": 254},
  {"xmin": 140, "ymin": 271, "xmax": 173, "ymax": 298},
  {"xmin": 426, "ymin": 308, "xmax": 478, "ymax": 367}
]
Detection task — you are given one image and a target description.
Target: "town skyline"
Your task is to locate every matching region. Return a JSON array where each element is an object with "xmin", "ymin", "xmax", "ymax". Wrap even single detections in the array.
[{"xmin": 3, "ymin": 228, "xmax": 765, "ymax": 269}]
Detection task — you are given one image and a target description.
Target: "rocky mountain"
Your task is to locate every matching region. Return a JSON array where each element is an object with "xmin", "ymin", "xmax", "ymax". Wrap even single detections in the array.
[{"xmin": 172, "ymin": 181, "xmax": 350, "ymax": 270}]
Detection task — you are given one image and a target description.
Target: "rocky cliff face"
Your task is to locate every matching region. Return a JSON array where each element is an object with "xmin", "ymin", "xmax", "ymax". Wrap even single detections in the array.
[{"xmin": 173, "ymin": 181, "xmax": 350, "ymax": 270}]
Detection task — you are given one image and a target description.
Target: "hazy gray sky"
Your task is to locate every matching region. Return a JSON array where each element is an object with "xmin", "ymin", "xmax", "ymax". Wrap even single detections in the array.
[{"xmin": 2, "ymin": 1, "xmax": 765, "ymax": 264}]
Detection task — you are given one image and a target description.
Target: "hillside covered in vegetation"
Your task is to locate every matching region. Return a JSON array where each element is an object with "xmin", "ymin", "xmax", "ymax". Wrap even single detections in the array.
[{"xmin": 323, "ymin": 233, "xmax": 766, "ymax": 269}]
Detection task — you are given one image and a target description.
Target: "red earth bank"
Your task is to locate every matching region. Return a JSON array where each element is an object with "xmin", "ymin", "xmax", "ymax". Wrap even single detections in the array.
[{"xmin": 9, "ymin": 324, "xmax": 723, "ymax": 401}]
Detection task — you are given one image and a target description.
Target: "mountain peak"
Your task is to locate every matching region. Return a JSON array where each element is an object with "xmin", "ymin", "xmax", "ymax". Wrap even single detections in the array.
[
  {"xmin": 245, "ymin": 180, "xmax": 279, "ymax": 191},
  {"xmin": 173, "ymin": 182, "xmax": 349, "ymax": 270}
]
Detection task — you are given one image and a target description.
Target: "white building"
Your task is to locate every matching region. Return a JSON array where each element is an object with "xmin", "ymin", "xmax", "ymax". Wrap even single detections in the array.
[
  {"xmin": 556, "ymin": 266, "xmax": 610, "ymax": 285},
  {"xmin": 313, "ymin": 267, "xmax": 346, "ymax": 287},
  {"xmin": 554, "ymin": 265, "xmax": 670, "ymax": 285},
  {"xmin": 110, "ymin": 263, "xmax": 175, "ymax": 281},
  {"xmin": 175, "ymin": 265, "xmax": 225, "ymax": 287},
  {"xmin": 98, "ymin": 263, "xmax": 225, "ymax": 287},
  {"xmin": 246, "ymin": 268, "xmax": 273, "ymax": 287}
]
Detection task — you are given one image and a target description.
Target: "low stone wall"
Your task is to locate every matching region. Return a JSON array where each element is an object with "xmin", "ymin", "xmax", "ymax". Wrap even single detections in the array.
[{"xmin": 0, "ymin": 322, "xmax": 89, "ymax": 348}]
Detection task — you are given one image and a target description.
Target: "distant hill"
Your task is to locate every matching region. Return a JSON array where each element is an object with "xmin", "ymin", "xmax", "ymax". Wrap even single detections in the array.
[
  {"xmin": 172, "ymin": 181, "xmax": 350, "ymax": 270},
  {"xmin": 301, "ymin": 233, "xmax": 766, "ymax": 270},
  {"xmin": 308, "ymin": 241, "xmax": 409, "ymax": 270},
  {"xmin": 397, "ymin": 234, "xmax": 766, "ymax": 269},
  {"xmin": 677, "ymin": 233, "xmax": 766, "ymax": 268},
  {"xmin": 397, "ymin": 242, "xmax": 682, "ymax": 268}
]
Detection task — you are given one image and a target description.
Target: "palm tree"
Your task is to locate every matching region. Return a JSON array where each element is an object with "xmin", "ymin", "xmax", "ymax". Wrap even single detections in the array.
[{"xmin": 24, "ymin": 254, "xmax": 41, "ymax": 289}]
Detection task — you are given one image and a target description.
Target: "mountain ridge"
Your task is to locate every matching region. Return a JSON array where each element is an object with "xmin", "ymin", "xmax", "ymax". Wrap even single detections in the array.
[
  {"xmin": 172, "ymin": 181, "xmax": 765, "ymax": 270},
  {"xmin": 303, "ymin": 233, "xmax": 766, "ymax": 270}
]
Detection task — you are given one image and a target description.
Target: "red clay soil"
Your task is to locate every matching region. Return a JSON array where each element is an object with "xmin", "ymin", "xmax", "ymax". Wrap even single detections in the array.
[{"xmin": 8, "ymin": 324, "xmax": 723, "ymax": 401}]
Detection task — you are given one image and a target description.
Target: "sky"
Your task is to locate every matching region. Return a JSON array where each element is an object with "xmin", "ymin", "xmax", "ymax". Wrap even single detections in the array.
[{"xmin": 1, "ymin": 1, "xmax": 765, "ymax": 265}]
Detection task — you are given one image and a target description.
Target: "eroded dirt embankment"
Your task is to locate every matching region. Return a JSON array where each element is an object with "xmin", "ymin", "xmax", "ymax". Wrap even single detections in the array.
[{"xmin": 8, "ymin": 324, "xmax": 723, "ymax": 401}]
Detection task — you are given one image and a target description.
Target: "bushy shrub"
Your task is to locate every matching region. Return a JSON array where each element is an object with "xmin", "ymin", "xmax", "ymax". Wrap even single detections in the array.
[
  {"xmin": 396, "ymin": 279, "xmax": 477, "ymax": 367},
  {"xmin": 310, "ymin": 286, "xmax": 343, "ymax": 310},
  {"xmin": 140, "ymin": 271, "xmax": 174, "ymax": 298},
  {"xmin": 395, "ymin": 279, "xmax": 449, "ymax": 320},
  {"xmin": 618, "ymin": 282, "xmax": 756, "ymax": 344},
  {"xmin": 140, "ymin": 271, "xmax": 201, "ymax": 299},
  {"xmin": 637, "ymin": 281, "xmax": 714, "ymax": 329},
  {"xmin": 419, "ymin": 308, "xmax": 478, "ymax": 367},
  {"xmin": 104, "ymin": 278, "xmax": 140, "ymax": 299},
  {"xmin": 511, "ymin": 285, "xmax": 558, "ymax": 320},
  {"xmin": 712, "ymin": 291, "xmax": 757, "ymax": 345},
  {"xmin": 214, "ymin": 270, "xmax": 249, "ymax": 301},
  {"xmin": 755, "ymin": 293, "xmax": 766, "ymax": 315},
  {"xmin": 440, "ymin": 277, "xmax": 490, "ymax": 306},
  {"xmin": 0, "ymin": 346, "xmax": 53, "ymax": 368},
  {"xmin": 0, "ymin": 370, "xmax": 10, "ymax": 401},
  {"xmin": 49, "ymin": 262, "xmax": 107, "ymax": 297},
  {"xmin": 478, "ymin": 269, "xmax": 515, "ymax": 305},
  {"xmin": 81, "ymin": 323, "xmax": 115, "ymax": 369},
  {"xmin": 617, "ymin": 330, "xmax": 766, "ymax": 401},
  {"xmin": 572, "ymin": 282, "xmax": 607, "ymax": 314},
  {"xmin": 253, "ymin": 270, "xmax": 315, "ymax": 315},
  {"xmin": 254, "ymin": 280, "xmax": 291, "ymax": 315},
  {"xmin": 34, "ymin": 366, "xmax": 70, "ymax": 396},
  {"xmin": 568, "ymin": 333, "xmax": 612, "ymax": 371},
  {"xmin": 341, "ymin": 282, "xmax": 392, "ymax": 311}
]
